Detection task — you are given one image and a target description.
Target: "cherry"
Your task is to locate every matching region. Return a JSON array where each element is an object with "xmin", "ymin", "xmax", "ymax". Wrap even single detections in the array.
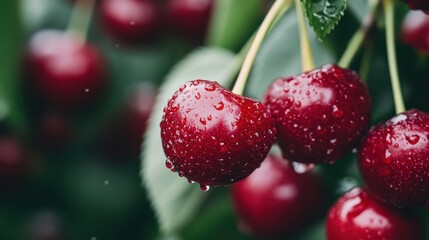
[
  {"xmin": 326, "ymin": 187, "xmax": 424, "ymax": 240},
  {"xmin": 25, "ymin": 30, "xmax": 106, "ymax": 109},
  {"xmin": 359, "ymin": 109, "xmax": 429, "ymax": 207},
  {"xmin": 401, "ymin": 0, "xmax": 429, "ymax": 13},
  {"xmin": 101, "ymin": 83, "xmax": 157, "ymax": 160},
  {"xmin": 231, "ymin": 154, "xmax": 325, "ymax": 238},
  {"xmin": 166, "ymin": 0, "xmax": 214, "ymax": 42},
  {"xmin": 160, "ymin": 80, "xmax": 276, "ymax": 189},
  {"xmin": 100, "ymin": 0, "xmax": 161, "ymax": 45},
  {"xmin": 401, "ymin": 10, "xmax": 429, "ymax": 54},
  {"xmin": 262, "ymin": 64, "xmax": 371, "ymax": 164},
  {"xmin": 0, "ymin": 136, "xmax": 26, "ymax": 186}
]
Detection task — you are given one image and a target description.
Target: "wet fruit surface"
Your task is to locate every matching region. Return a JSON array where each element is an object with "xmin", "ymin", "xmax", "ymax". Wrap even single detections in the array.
[
  {"xmin": 100, "ymin": 0, "xmax": 161, "ymax": 45},
  {"xmin": 166, "ymin": 0, "xmax": 213, "ymax": 42},
  {"xmin": 401, "ymin": 10, "xmax": 429, "ymax": 53},
  {"xmin": 326, "ymin": 188, "xmax": 424, "ymax": 240},
  {"xmin": 359, "ymin": 109, "xmax": 429, "ymax": 207},
  {"xmin": 160, "ymin": 80, "xmax": 276, "ymax": 188},
  {"xmin": 263, "ymin": 64, "xmax": 371, "ymax": 164},
  {"xmin": 25, "ymin": 30, "xmax": 106, "ymax": 108},
  {"xmin": 231, "ymin": 154, "xmax": 324, "ymax": 238},
  {"xmin": 402, "ymin": 0, "xmax": 429, "ymax": 13}
]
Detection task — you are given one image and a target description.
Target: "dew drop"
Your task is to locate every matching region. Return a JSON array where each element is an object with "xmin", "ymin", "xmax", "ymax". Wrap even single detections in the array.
[
  {"xmin": 283, "ymin": 87, "xmax": 289, "ymax": 93},
  {"xmin": 179, "ymin": 85, "xmax": 187, "ymax": 92},
  {"xmin": 187, "ymin": 179, "xmax": 195, "ymax": 184},
  {"xmin": 165, "ymin": 160, "xmax": 175, "ymax": 171},
  {"xmin": 214, "ymin": 101, "xmax": 224, "ymax": 110},
  {"xmin": 384, "ymin": 149, "xmax": 392, "ymax": 164},
  {"xmin": 171, "ymin": 104, "xmax": 180, "ymax": 112},
  {"xmin": 194, "ymin": 92, "xmax": 201, "ymax": 100},
  {"xmin": 207, "ymin": 115, "xmax": 212, "ymax": 121},
  {"xmin": 405, "ymin": 134, "xmax": 420, "ymax": 145},
  {"xmin": 178, "ymin": 171, "xmax": 184, "ymax": 177},
  {"xmin": 332, "ymin": 105, "xmax": 344, "ymax": 118},
  {"xmin": 200, "ymin": 184, "xmax": 210, "ymax": 191},
  {"xmin": 219, "ymin": 142, "xmax": 228, "ymax": 153},
  {"xmin": 204, "ymin": 83, "xmax": 216, "ymax": 91},
  {"xmin": 199, "ymin": 118, "xmax": 207, "ymax": 125},
  {"xmin": 291, "ymin": 162, "xmax": 314, "ymax": 174}
]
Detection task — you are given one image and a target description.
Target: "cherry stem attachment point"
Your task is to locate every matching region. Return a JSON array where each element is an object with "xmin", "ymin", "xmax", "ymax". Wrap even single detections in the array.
[
  {"xmin": 338, "ymin": 0, "xmax": 380, "ymax": 69},
  {"xmin": 232, "ymin": 0, "xmax": 293, "ymax": 95},
  {"xmin": 294, "ymin": 0, "xmax": 314, "ymax": 72},
  {"xmin": 383, "ymin": 0, "xmax": 406, "ymax": 114},
  {"xmin": 67, "ymin": 0, "xmax": 97, "ymax": 44}
]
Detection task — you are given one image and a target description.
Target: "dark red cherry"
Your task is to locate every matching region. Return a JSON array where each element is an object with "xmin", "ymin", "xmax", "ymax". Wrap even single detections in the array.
[
  {"xmin": 25, "ymin": 30, "xmax": 106, "ymax": 109},
  {"xmin": 0, "ymin": 136, "xmax": 26, "ymax": 186},
  {"xmin": 102, "ymin": 83, "xmax": 157, "ymax": 159},
  {"xmin": 263, "ymin": 64, "xmax": 371, "ymax": 164},
  {"xmin": 100, "ymin": 0, "xmax": 161, "ymax": 45},
  {"xmin": 166, "ymin": 0, "xmax": 213, "ymax": 42},
  {"xmin": 359, "ymin": 109, "xmax": 429, "ymax": 207},
  {"xmin": 326, "ymin": 188, "xmax": 424, "ymax": 240},
  {"xmin": 401, "ymin": 10, "xmax": 429, "ymax": 54},
  {"xmin": 231, "ymin": 154, "xmax": 325, "ymax": 238},
  {"xmin": 160, "ymin": 80, "xmax": 276, "ymax": 189},
  {"xmin": 401, "ymin": 0, "xmax": 429, "ymax": 13}
]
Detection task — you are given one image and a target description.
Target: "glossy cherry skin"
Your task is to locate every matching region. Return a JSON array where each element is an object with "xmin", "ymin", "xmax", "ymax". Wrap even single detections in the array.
[
  {"xmin": 160, "ymin": 80, "xmax": 276, "ymax": 188},
  {"xmin": 100, "ymin": 0, "xmax": 161, "ymax": 45},
  {"xmin": 166, "ymin": 0, "xmax": 213, "ymax": 42},
  {"xmin": 359, "ymin": 109, "xmax": 429, "ymax": 207},
  {"xmin": 263, "ymin": 64, "xmax": 371, "ymax": 164},
  {"xmin": 25, "ymin": 30, "xmax": 106, "ymax": 108},
  {"xmin": 402, "ymin": 0, "xmax": 429, "ymax": 13},
  {"xmin": 231, "ymin": 154, "xmax": 325, "ymax": 238},
  {"xmin": 401, "ymin": 10, "xmax": 429, "ymax": 53},
  {"xmin": 326, "ymin": 188, "xmax": 424, "ymax": 240}
]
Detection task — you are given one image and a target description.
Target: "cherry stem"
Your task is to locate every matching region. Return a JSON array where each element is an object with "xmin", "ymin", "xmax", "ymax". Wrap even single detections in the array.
[
  {"xmin": 232, "ymin": 0, "xmax": 293, "ymax": 95},
  {"xmin": 383, "ymin": 0, "xmax": 406, "ymax": 114},
  {"xmin": 66, "ymin": 0, "xmax": 96, "ymax": 43},
  {"xmin": 338, "ymin": 0, "xmax": 380, "ymax": 69},
  {"xmin": 294, "ymin": 0, "xmax": 314, "ymax": 72},
  {"xmin": 359, "ymin": 43, "xmax": 374, "ymax": 82}
]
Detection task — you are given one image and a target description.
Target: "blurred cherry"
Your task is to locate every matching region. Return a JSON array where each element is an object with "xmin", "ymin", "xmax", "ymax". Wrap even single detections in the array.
[
  {"xmin": 166, "ymin": 0, "xmax": 214, "ymax": 42},
  {"xmin": 0, "ymin": 136, "xmax": 26, "ymax": 187},
  {"xmin": 231, "ymin": 154, "xmax": 325, "ymax": 238},
  {"xmin": 25, "ymin": 30, "xmax": 107, "ymax": 110},
  {"xmin": 100, "ymin": 0, "xmax": 162, "ymax": 46}
]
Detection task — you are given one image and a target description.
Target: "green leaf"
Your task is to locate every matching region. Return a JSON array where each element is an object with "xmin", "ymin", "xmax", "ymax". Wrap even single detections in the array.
[
  {"xmin": 246, "ymin": 9, "xmax": 334, "ymax": 99},
  {"xmin": 208, "ymin": 0, "xmax": 263, "ymax": 51},
  {"xmin": 0, "ymin": 0, "xmax": 26, "ymax": 132},
  {"xmin": 302, "ymin": 0, "xmax": 348, "ymax": 41},
  {"xmin": 141, "ymin": 48, "xmax": 239, "ymax": 235}
]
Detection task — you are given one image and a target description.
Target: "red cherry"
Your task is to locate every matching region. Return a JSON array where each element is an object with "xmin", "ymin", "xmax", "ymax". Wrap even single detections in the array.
[
  {"xmin": 401, "ymin": 0, "xmax": 429, "ymax": 13},
  {"xmin": 102, "ymin": 83, "xmax": 157, "ymax": 160},
  {"xmin": 166, "ymin": 0, "xmax": 213, "ymax": 42},
  {"xmin": 401, "ymin": 10, "xmax": 429, "ymax": 54},
  {"xmin": 0, "ymin": 136, "xmax": 26, "ymax": 186},
  {"xmin": 263, "ymin": 64, "xmax": 371, "ymax": 164},
  {"xmin": 359, "ymin": 109, "xmax": 429, "ymax": 207},
  {"xmin": 326, "ymin": 188, "xmax": 424, "ymax": 240},
  {"xmin": 160, "ymin": 80, "xmax": 276, "ymax": 189},
  {"xmin": 100, "ymin": 0, "xmax": 161, "ymax": 45},
  {"xmin": 231, "ymin": 154, "xmax": 325, "ymax": 238},
  {"xmin": 25, "ymin": 30, "xmax": 107, "ymax": 109}
]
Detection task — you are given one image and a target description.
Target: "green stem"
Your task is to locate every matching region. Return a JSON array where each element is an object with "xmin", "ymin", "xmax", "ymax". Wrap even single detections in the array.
[
  {"xmin": 359, "ymin": 43, "xmax": 373, "ymax": 82},
  {"xmin": 231, "ymin": 0, "xmax": 293, "ymax": 95},
  {"xmin": 294, "ymin": 0, "xmax": 314, "ymax": 72},
  {"xmin": 67, "ymin": 0, "xmax": 96, "ymax": 43},
  {"xmin": 384, "ymin": 0, "xmax": 406, "ymax": 114},
  {"xmin": 338, "ymin": 0, "xmax": 380, "ymax": 68}
]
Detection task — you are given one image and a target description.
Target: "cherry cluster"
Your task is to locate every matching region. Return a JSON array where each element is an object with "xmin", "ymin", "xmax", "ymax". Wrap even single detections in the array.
[{"xmin": 160, "ymin": 1, "xmax": 429, "ymax": 239}]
